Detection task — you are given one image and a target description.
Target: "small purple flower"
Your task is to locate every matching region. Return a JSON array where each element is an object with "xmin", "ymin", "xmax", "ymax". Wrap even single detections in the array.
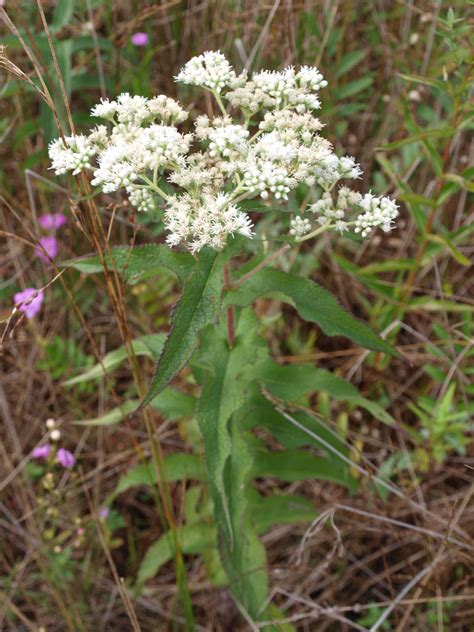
[
  {"xmin": 39, "ymin": 213, "xmax": 67, "ymax": 231},
  {"xmin": 131, "ymin": 32, "xmax": 149, "ymax": 47},
  {"xmin": 56, "ymin": 448, "xmax": 75, "ymax": 469},
  {"xmin": 32, "ymin": 443, "xmax": 51, "ymax": 459},
  {"xmin": 35, "ymin": 236, "xmax": 58, "ymax": 262},
  {"xmin": 14, "ymin": 288, "xmax": 44, "ymax": 319},
  {"xmin": 98, "ymin": 507, "xmax": 110, "ymax": 520}
]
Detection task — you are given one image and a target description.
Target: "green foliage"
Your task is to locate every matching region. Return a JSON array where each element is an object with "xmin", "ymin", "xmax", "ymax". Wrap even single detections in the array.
[
  {"xmin": 112, "ymin": 453, "xmax": 203, "ymax": 499},
  {"xmin": 408, "ymin": 383, "xmax": 474, "ymax": 466},
  {"xmin": 37, "ymin": 335, "xmax": 94, "ymax": 393},
  {"xmin": 64, "ymin": 333, "xmax": 166, "ymax": 385},
  {"xmin": 195, "ymin": 310, "xmax": 267, "ymax": 545},
  {"xmin": 142, "ymin": 247, "xmax": 229, "ymax": 406},
  {"xmin": 225, "ymin": 268, "xmax": 398, "ymax": 356},
  {"xmin": 66, "ymin": 244, "xmax": 194, "ymax": 286}
]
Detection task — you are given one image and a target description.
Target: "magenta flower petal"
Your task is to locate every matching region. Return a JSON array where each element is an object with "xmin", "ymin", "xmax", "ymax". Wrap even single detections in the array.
[
  {"xmin": 32, "ymin": 443, "xmax": 51, "ymax": 459},
  {"xmin": 13, "ymin": 287, "xmax": 44, "ymax": 319},
  {"xmin": 131, "ymin": 32, "xmax": 149, "ymax": 46},
  {"xmin": 35, "ymin": 236, "xmax": 58, "ymax": 262},
  {"xmin": 39, "ymin": 213, "xmax": 67, "ymax": 230},
  {"xmin": 56, "ymin": 448, "xmax": 75, "ymax": 469}
]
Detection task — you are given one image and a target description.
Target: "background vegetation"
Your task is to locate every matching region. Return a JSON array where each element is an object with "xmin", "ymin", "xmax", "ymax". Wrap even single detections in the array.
[{"xmin": 1, "ymin": 0, "xmax": 473, "ymax": 630}]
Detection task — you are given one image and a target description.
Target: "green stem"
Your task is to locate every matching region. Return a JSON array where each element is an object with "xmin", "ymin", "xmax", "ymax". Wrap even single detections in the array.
[
  {"xmin": 295, "ymin": 219, "xmax": 332, "ymax": 243},
  {"xmin": 140, "ymin": 175, "xmax": 170, "ymax": 201},
  {"xmin": 212, "ymin": 90, "xmax": 228, "ymax": 116}
]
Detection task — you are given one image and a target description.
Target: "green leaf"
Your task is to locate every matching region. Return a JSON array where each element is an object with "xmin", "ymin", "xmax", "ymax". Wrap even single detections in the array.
[
  {"xmin": 427, "ymin": 234, "xmax": 471, "ymax": 266},
  {"xmin": 112, "ymin": 453, "xmax": 203, "ymax": 498},
  {"xmin": 255, "ymin": 361, "xmax": 395, "ymax": 426},
  {"xmin": 196, "ymin": 311, "xmax": 272, "ymax": 619},
  {"xmin": 241, "ymin": 395, "xmax": 350, "ymax": 453},
  {"xmin": 350, "ymin": 397, "xmax": 395, "ymax": 426},
  {"xmin": 74, "ymin": 400, "xmax": 139, "ymax": 426},
  {"xmin": 225, "ymin": 268, "xmax": 398, "ymax": 356},
  {"xmin": 141, "ymin": 247, "xmax": 227, "ymax": 407},
  {"xmin": 220, "ymin": 416, "xmax": 269, "ymax": 618},
  {"xmin": 378, "ymin": 127, "xmax": 453, "ymax": 151},
  {"xmin": 407, "ymin": 298, "xmax": 473, "ymax": 313},
  {"xmin": 251, "ymin": 492, "xmax": 317, "ymax": 533},
  {"xmin": 73, "ymin": 386, "xmax": 195, "ymax": 426},
  {"xmin": 335, "ymin": 75, "xmax": 373, "ymax": 99},
  {"xmin": 136, "ymin": 522, "xmax": 217, "ymax": 588},
  {"xmin": 64, "ymin": 334, "xmax": 166, "ymax": 385},
  {"xmin": 397, "ymin": 73, "xmax": 448, "ymax": 92},
  {"xmin": 57, "ymin": 40, "xmax": 73, "ymax": 99},
  {"xmin": 253, "ymin": 449, "xmax": 357, "ymax": 490},
  {"xmin": 336, "ymin": 50, "xmax": 368, "ymax": 77},
  {"xmin": 399, "ymin": 193, "xmax": 439, "ymax": 209},
  {"xmin": 256, "ymin": 361, "xmax": 359, "ymax": 401},
  {"xmin": 52, "ymin": 0, "xmax": 75, "ymax": 31},
  {"xmin": 150, "ymin": 388, "xmax": 196, "ymax": 420},
  {"xmin": 64, "ymin": 244, "xmax": 194, "ymax": 286},
  {"xmin": 196, "ymin": 310, "xmax": 268, "ymax": 544},
  {"xmin": 443, "ymin": 172, "xmax": 474, "ymax": 193}
]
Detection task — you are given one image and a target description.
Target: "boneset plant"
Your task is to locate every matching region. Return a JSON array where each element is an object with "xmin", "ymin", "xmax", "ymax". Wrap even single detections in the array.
[{"xmin": 49, "ymin": 51, "xmax": 399, "ymax": 626}]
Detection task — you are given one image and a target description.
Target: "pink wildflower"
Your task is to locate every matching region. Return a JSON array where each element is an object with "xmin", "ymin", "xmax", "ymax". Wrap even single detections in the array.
[
  {"xmin": 35, "ymin": 236, "xmax": 58, "ymax": 262},
  {"xmin": 32, "ymin": 444, "xmax": 51, "ymax": 459},
  {"xmin": 131, "ymin": 32, "xmax": 149, "ymax": 46},
  {"xmin": 39, "ymin": 213, "xmax": 67, "ymax": 230},
  {"xmin": 56, "ymin": 448, "xmax": 75, "ymax": 469},
  {"xmin": 13, "ymin": 288, "xmax": 44, "ymax": 319}
]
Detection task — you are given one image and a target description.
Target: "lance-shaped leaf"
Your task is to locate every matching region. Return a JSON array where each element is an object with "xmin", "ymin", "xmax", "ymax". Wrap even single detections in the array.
[
  {"xmin": 64, "ymin": 333, "xmax": 166, "ymax": 385},
  {"xmin": 225, "ymin": 268, "xmax": 398, "ymax": 356},
  {"xmin": 64, "ymin": 243, "xmax": 194, "ymax": 285},
  {"xmin": 252, "ymin": 361, "xmax": 395, "ymax": 426},
  {"xmin": 253, "ymin": 448, "xmax": 358, "ymax": 490},
  {"xmin": 141, "ymin": 248, "xmax": 227, "ymax": 407},
  {"xmin": 111, "ymin": 453, "xmax": 203, "ymax": 499},
  {"xmin": 220, "ymin": 416, "xmax": 269, "ymax": 618},
  {"xmin": 196, "ymin": 310, "xmax": 268, "ymax": 545}
]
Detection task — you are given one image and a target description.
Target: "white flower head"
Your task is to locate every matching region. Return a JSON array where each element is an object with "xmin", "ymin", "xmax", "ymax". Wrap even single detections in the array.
[
  {"xmin": 48, "ymin": 51, "xmax": 398, "ymax": 251},
  {"xmin": 115, "ymin": 93, "xmax": 150, "ymax": 126},
  {"xmin": 354, "ymin": 193, "xmax": 399, "ymax": 237},
  {"xmin": 91, "ymin": 98, "xmax": 117, "ymax": 120},
  {"xmin": 164, "ymin": 192, "xmax": 253, "ymax": 252},
  {"xmin": 207, "ymin": 124, "xmax": 249, "ymax": 158},
  {"xmin": 127, "ymin": 186, "xmax": 155, "ymax": 212},
  {"xmin": 252, "ymin": 68, "xmax": 296, "ymax": 105},
  {"xmin": 296, "ymin": 66, "xmax": 328, "ymax": 91},
  {"xmin": 289, "ymin": 215, "xmax": 311, "ymax": 237},
  {"xmin": 175, "ymin": 51, "xmax": 237, "ymax": 93},
  {"xmin": 148, "ymin": 95, "xmax": 188, "ymax": 124},
  {"xmin": 48, "ymin": 135, "xmax": 97, "ymax": 176}
]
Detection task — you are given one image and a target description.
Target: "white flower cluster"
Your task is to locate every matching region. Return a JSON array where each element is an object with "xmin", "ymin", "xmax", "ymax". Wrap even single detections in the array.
[
  {"xmin": 48, "ymin": 51, "xmax": 398, "ymax": 252},
  {"xmin": 294, "ymin": 186, "xmax": 399, "ymax": 239},
  {"xmin": 91, "ymin": 92, "xmax": 188, "ymax": 125},
  {"xmin": 49, "ymin": 134, "xmax": 98, "ymax": 175},
  {"xmin": 354, "ymin": 193, "xmax": 399, "ymax": 237},
  {"xmin": 175, "ymin": 50, "xmax": 240, "ymax": 93},
  {"xmin": 164, "ymin": 192, "xmax": 253, "ymax": 253}
]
